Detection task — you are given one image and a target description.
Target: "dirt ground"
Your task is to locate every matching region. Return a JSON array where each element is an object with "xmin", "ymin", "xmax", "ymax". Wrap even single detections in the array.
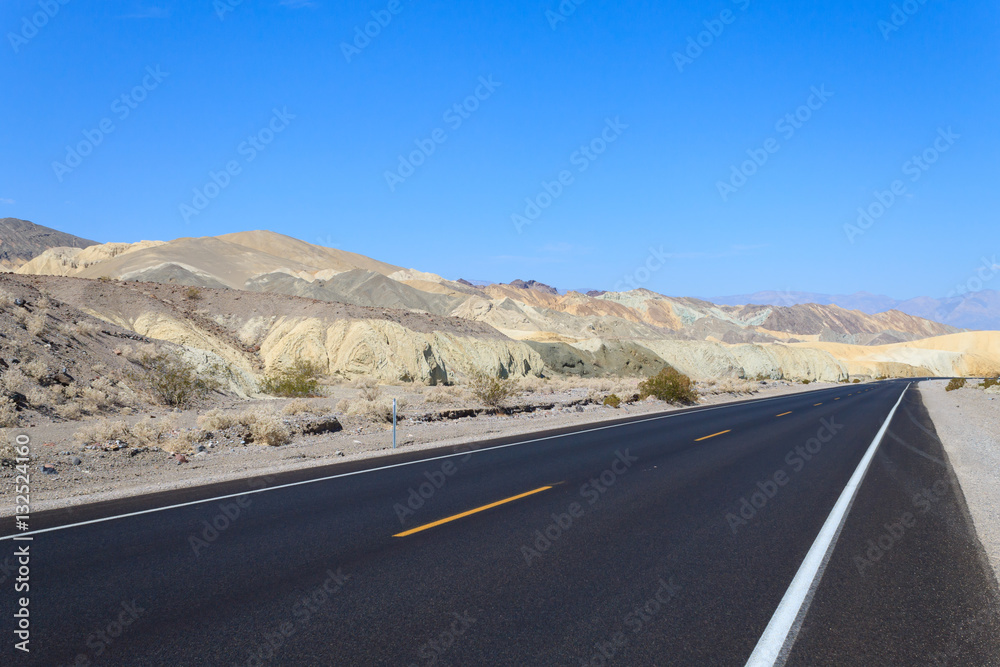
[{"xmin": 1, "ymin": 379, "xmax": 839, "ymax": 516}]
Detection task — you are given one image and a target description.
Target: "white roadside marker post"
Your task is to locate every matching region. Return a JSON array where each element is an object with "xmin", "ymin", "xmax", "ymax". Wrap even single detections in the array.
[{"xmin": 393, "ymin": 398, "xmax": 397, "ymax": 449}]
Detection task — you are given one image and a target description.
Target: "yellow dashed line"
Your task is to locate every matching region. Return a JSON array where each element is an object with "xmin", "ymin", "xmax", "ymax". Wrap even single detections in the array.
[
  {"xmin": 695, "ymin": 430, "xmax": 731, "ymax": 442},
  {"xmin": 776, "ymin": 411, "xmax": 793, "ymax": 417},
  {"xmin": 393, "ymin": 486, "xmax": 553, "ymax": 537},
  {"xmin": 814, "ymin": 403, "xmax": 823, "ymax": 406}
]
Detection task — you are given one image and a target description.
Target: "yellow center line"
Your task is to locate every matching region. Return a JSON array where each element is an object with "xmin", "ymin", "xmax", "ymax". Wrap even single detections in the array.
[
  {"xmin": 775, "ymin": 411, "xmax": 793, "ymax": 417},
  {"xmin": 813, "ymin": 403, "xmax": 823, "ymax": 406},
  {"xmin": 835, "ymin": 397, "xmax": 841, "ymax": 400},
  {"xmin": 695, "ymin": 430, "xmax": 731, "ymax": 442},
  {"xmin": 393, "ymin": 486, "xmax": 553, "ymax": 537}
]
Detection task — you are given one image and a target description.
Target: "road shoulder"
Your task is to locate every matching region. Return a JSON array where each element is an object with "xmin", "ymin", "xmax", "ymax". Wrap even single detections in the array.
[{"xmin": 920, "ymin": 379, "xmax": 1000, "ymax": 581}]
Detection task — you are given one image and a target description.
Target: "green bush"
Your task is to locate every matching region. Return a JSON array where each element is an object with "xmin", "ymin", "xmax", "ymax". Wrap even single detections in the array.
[
  {"xmin": 638, "ymin": 368, "xmax": 697, "ymax": 405},
  {"xmin": 945, "ymin": 378, "xmax": 966, "ymax": 392},
  {"xmin": 129, "ymin": 350, "xmax": 219, "ymax": 407},
  {"xmin": 468, "ymin": 369, "xmax": 520, "ymax": 409},
  {"xmin": 800, "ymin": 379, "xmax": 811, "ymax": 385},
  {"xmin": 603, "ymin": 394, "xmax": 622, "ymax": 408},
  {"xmin": 852, "ymin": 378, "xmax": 861, "ymax": 384},
  {"xmin": 982, "ymin": 376, "xmax": 998, "ymax": 390},
  {"xmin": 262, "ymin": 360, "xmax": 322, "ymax": 398}
]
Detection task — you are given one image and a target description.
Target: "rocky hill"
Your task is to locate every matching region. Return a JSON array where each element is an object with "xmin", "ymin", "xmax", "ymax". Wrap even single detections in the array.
[
  {"xmin": 12, "ymin": 227, "xmax": 998, "ymax": 383},
  {"xmin": 0, "ymin": 218, "xmax": 97, "ymax": 270}
]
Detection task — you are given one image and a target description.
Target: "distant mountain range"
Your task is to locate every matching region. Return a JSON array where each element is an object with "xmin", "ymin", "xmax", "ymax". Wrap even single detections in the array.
[
  {"xmin": 0, "ymin": 218, "xmax": 97, "ymax": 269},
  {"xmin": 712, "ymin": 290, "xmax": 1000, "ymax": 331}
]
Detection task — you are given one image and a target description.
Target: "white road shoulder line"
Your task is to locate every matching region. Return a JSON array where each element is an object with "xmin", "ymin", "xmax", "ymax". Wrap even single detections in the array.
[
  {"xmin": 0, "ymin": 385, "xmax": 853, "ymax": 541},
  {"xmin": 744, "ymin": 383, "xmax": 910, "ymax": 667}
]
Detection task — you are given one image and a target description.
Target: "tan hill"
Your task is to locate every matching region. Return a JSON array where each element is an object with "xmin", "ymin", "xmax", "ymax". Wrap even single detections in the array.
[
  {"xmin": 0, "ymin": 218, "xmax": 98, "ymax": 270},
  {"xmin": 14, "ymin": 225, "xmax": 997, "ymax": 384}
]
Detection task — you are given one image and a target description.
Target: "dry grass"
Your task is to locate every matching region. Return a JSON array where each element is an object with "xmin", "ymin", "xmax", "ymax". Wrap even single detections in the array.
[
  {"xmin": 282, "ymin": 399, "xmax": 320, "ymax": 415},
  {"xmin": 26, "ymin": 311, "xmax": 48, "ymax": 337},
  {"xmin": 74, "ymin": 416, "xmax": 178, "ymax": 446},
  {"xmin": 354, "ymin": 377, "xmax": 382, "ymax": 402},
  {"xmin": 196, "ymin": 407, "xmax": 291, "ymax": 446},
  {"xmin": 0, "ymin": 397, "xmax": 19, "ymax": 428},
  {"xmin": 197, "ymin": 408, "xmax": 237, "ymax": 431},
  {"xmin": 248, "ymin": 412, "xmax": 291, "ymax": 446}
]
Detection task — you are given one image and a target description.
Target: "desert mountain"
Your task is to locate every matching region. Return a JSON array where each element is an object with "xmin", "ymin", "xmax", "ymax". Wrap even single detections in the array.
[
  {"xmin": 13, "ymin": 227, "xmax": 999, "ymax": 383},
  {"xmin": 715, "ymin": 288, "xmax": 1000, "ymax": 331},
  {"xmin": 0, "ymin": 218, "xmax": 97, "ymax": 270}
]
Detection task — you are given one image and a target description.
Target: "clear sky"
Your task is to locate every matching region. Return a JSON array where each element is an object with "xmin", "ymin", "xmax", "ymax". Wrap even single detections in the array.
[{"xmin": 1, "ymin": 0, "xmax": 997, "ymax": 299}]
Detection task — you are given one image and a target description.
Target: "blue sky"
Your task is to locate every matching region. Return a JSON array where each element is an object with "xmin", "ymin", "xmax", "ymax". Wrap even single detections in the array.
[{"xmin": 1, "ymin": 0, "xmax": 997, "ymax": 298}]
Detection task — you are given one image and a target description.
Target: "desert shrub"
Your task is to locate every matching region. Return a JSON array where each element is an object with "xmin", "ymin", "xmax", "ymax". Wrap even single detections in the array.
[
  {"xmin": 74, "ymin": 419, "xmax": 132, "ymax": 444},
  {"xmin": 0, "ymin": 397, "xmax": 19, "ymax": 427},
  {"xmin": 852, "ymin": 378, "xmax": 861, "ymax": 384},
  {"xmin": 26, "ymin": 311, "xmax": 47, "ymax": 337},
  {"xmin": 603, "ymin": 394, "xmax": 622, "ymax": 408},
  {"xmin": 262, "ymin": 360, "xmax": 321, "ymax": 398},
  {"xmin": 22, "ymin": 359, "xmax": 48, "ymax": 379},
  {"xmin": 800, "ymin": 379, "xmax": 811, "ymax": 385},
  {"xmin": 54, "ymin": 402, "xmax": 84, "ymax": 421},
  {"xmin": 423, "ymin": 386, "xmax": 466, "ymax": 404},
  {"xmin": 184, "ymin": 287, "xmax": 202, "ymax": 300},
  {"xmin": 247, "ymin": 412, "xmax": 291, "ymax": 446},
  {"xmin": 945, "ymin": 378, "xmax": 966, "ymax": 392},
  {"xmin": 468, "ymin": 369, "xmax": 520, "ymax": 409},
  {"xmin": 282, "ymin": 399, "xmax": 319, "ymax": 415},
  {"xmin": 337, "ymin": 397, "xmax": 396, "ymax": 422},
  {"xmin": 129, "ymin": 416, "xmax": 179, "ymax": 445},
  {"xmin": 982, "ymin": 376, "xmax": 999, "ymax": 390},
  {"xmin": 129, "ymin": 350, "xmax": 219, "ymax": 407},
  {"xmin": 353, "ymin": 377, "xmax": 382, "ymax": 402},
  {"xmin": 197, "ymin": 409, "xmax": 237, "ymax": 431},
  {"xmin": 638, "ymin": 368, "xmax": 698, "ymax": 405}
]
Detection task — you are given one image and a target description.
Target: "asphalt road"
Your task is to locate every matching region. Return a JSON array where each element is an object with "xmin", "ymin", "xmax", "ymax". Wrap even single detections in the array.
[{"xmin": 2, "ymin": 380, "xmax": 998, "ymax": 666}]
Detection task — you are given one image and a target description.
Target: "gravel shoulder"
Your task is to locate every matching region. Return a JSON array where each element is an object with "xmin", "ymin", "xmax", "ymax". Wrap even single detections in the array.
[
  {"xmin": 2, "ymin": 380, "xmax": 838, "ymax": 517},
  {"xmin": 920, "ymin": 379, "xmax": 1000, "ymax": 581}
]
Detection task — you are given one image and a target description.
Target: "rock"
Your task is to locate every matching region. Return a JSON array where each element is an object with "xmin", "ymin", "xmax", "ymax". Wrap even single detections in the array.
[
  {"xmin": 335, "ymin": 450, "xmax": 344, "ymax": 457},
  {"xmin": 71, "ymin": 457, "xmax": 82, "ymax": 465},
  {"xmin": 194, "ymin": 451, "xmax": 206, "ymax": 458},
  {"xmin": 41, "ymin": 464, "xmax": 57, "ymax": 475},
  {"xmin": 196, "ymin": 444, "xmax": 207, "ymax": 453},
  {"xmin": 174, "ymin": 453, "xmax": 188, "ymax": 464},
  {"xmin": 300, "ymin": 417, "xmax": 343, "ymax": 436}
]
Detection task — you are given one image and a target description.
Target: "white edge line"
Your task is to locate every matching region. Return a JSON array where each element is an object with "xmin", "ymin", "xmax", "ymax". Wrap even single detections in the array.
[
  {"xmin": 1, "ymin": 383, "xmax": 875, "ymax": 541},
  {"xmin": 743, "ymin": 382, "xmax": 911, "ymax": 667}
]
